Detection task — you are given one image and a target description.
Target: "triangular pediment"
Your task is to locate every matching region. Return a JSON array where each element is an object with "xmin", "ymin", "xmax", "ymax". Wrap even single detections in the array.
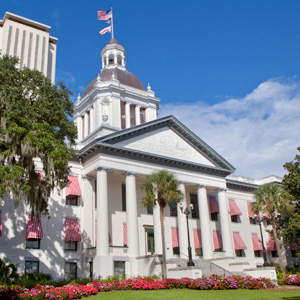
[
  {"xmin": 114, "ymin": 127, "xmax": 216, "ymax": 167},
  {"xmin": 97, "ymin": 116, "xmax": 235, "ymax": 172}
]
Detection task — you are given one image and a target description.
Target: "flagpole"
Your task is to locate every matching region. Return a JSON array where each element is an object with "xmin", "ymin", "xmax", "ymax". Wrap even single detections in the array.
[{"xmin": 111, "ymin": 7, "xmax": 114, "ymax": 40}]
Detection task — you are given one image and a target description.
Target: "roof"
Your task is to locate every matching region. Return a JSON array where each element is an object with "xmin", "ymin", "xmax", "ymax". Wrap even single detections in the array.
[
  {"xmin": 77, "ymin": 115, "xmax": 236, "ymax": 177},
  {"xmin": 82, "ymin": 68, "xmax": 145, "ymax": 97}
]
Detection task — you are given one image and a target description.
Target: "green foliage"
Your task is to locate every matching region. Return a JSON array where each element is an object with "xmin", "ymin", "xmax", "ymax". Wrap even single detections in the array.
[
  {"xmin": 252, "ymin": 184, "xmax": 293, "ymax": 276},
  {"xmin": 142, "ymin": 170, "xmax": 183, "ymax": 209},
  {"xmin": 16, "ymin": 272, "xmax": 52, "ymax": 289},
  {"xmin": 281, "ymin": 147, "xmax": 300, "ymax": 247},
  {"xmin": 0, "ymin": 258, "xmax": 19, "ymax": 285},
  {"xmin": 283, "ymin": 147, "xmax": 300, "ymax": 204},
  {"xmin": 142, "ymin": 170, "xmax": 183, "ymax": 279},
  {"xmin": 0, "ymin": 55, "xmax": 77, "ymax": 216},
  {"xmin": 252, "ymin": 184, "xmax": 293, "ymax": 218}
]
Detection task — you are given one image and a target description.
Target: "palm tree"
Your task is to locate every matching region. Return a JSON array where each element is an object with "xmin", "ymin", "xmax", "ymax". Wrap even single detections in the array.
[
  {"xmin": 252, "ymin": 184, "xmax": 293, "ymax": 276},
  {"xmin": 142, "ymin": 170, "xmax": 183, "ymax": 279}
]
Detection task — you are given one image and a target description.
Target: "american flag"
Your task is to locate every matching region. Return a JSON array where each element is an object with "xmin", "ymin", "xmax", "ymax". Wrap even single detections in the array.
[{"xmin": 97, "ymin": 10, "xmax": 112, "ymax": 21}]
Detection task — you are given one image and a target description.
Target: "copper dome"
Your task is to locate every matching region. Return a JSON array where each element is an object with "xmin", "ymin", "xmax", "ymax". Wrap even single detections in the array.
[{"xmin": 82, "ymin": 68, "xmax": 145, "ymax": 97}]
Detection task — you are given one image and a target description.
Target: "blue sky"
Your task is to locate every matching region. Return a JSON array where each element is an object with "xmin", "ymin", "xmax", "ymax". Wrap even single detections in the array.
[{"xmin": 1, "ymin": 0, "xmax": 300, "ymax": 178}]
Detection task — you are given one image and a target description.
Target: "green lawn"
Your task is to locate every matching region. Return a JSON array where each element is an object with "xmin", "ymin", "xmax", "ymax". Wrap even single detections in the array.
[{"xmin": 87, "ymin": 289, "xmax": 300, "ymax": 300}]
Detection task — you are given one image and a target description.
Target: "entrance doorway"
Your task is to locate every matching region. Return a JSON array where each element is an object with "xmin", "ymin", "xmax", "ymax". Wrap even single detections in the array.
[{"xmin": 145, "ymin": 226, "xmax": 155, "ymax": 255}]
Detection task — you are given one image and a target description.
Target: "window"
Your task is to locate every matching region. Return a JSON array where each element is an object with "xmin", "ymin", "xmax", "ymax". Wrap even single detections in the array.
[
  {"xmin": 211, "ymin": 212, "xmax": 218, "ymax": 221},
  {"xmin": 140, "ymin": 107, "xmax": 146, "ymax": 124},
  {"xmin": 173, "ymin": 247, "xmax": 180, "ymax": 255},
  {"xmin": 65, "ymin": 262, "xmax": 77, "ymax": 280},
  {"xmin": 271, "ymin": 250, "xmax": 278, "ymax": 257},
  {"xmin": 114, "ymin": 261, "xmax": 125, "ymax": 278},
  {"xmin": 235, "ymin": 249, "xmax": 245, "ymax": 257},
  {"xmin": 130, "ymin": 104, "xmax": 136, "ymax": 127},
  {"xmin": 120, "ymin": 101, "xmax": 126, "ymax": 129},
  {"xmin": 26, "ymin": 239, "xmax": 40, "ymax": 249},
  {"xmin": 190, "ymin": 194, "xmax": 199, "ymax": 219},
  {"xmin": 231, "ymin": 215, "xmax": 240, "ymax": 223},
  {"xmin": 65, "ymin": 241, "xmax": 77, "ymax": 251},
  {"xmin": 291, "ymin": 250, "xmax": 298, "ymax": 257},
  {"xmin": 254, "ymin": 250, "xmax": 262, "ymax": 257},
  {"xmin": 145, "ymin": 227, "xmax": 155, "ymax": 255},
  {"xmin": 195, "ymin": 248, "xmax": 203, "ymax": 256},
  {"xmin": 89, "ymin": 262, "xmax": 93, "ymax": 280},
  {"xmin": 147, "ymin": 206, "xmax": 153, "ymax": 215},
  {"xmin": 81, "ymin": 115, "xmax": 85, "ymax": 139},
  {"xmin": 249, "ymin": 217, "xmax": 256, "ymax": 225},
  {"xmin": 87, "ymin": 111, "xmax": 90, "ymax": 135},
  {"xmin": 122, "ymin": 183, "xmax": 126, "ymax": 211},
  {"xmin": 66, "ymin": 195, "xmax": 78, "ymax": 206},
  {"xmin": 170, "ymin": 201, "xmax": 177, "ymax": 217},
  {"xmin": 25, "ymin": 261, "xmax": 39, "ymax": 274}
]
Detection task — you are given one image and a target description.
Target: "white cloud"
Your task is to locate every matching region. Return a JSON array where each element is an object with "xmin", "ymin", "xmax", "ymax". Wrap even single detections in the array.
[
  {"xmin": 56, "ymin": 70, "xmax": 76, "ymax": 86},
  {"xmin": 159, "ymin": 79, "xmax": 300, "ymax": 179},
  {"xmin": 52, "ymin": 9, "xmax": 63, "ymax": 28}
]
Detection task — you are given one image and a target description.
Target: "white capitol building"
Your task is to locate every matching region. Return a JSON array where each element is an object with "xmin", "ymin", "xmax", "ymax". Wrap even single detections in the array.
[{"xmin": 0, "ymin": 12, "xmax": 298, "ymax": 280}]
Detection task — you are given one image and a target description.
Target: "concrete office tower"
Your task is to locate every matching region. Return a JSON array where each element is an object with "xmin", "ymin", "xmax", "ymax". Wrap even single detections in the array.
[{"xmin": 0, "ymin": 12, "xmax": 57, "ymax": 83}]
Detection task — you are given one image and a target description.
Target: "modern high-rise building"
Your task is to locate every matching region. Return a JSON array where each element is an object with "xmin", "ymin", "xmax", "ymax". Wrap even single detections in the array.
[{"xmin": 0, "ymin": 12, "xmax": 57, "ymax": 83}]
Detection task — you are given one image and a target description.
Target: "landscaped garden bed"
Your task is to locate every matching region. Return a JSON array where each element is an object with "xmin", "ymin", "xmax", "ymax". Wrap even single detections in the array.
[{"xmin": 0, "ymin": 275, "xmax": 280, "ymax": 299}]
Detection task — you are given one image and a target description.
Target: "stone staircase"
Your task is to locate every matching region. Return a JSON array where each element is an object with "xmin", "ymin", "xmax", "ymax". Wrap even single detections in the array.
[{"xmin": 167, "ymin": 257, "xmax": 248, "ymax": 277}]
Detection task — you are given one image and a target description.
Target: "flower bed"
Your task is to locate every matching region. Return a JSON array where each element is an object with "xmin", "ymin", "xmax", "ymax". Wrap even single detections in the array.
[
  {"xmin": 0, "ymin": 275, "xmax": 278, "ymax": 300},
  {"xmin": 281, "ymin": 274, "xmax": 300, "ymax": 286}
]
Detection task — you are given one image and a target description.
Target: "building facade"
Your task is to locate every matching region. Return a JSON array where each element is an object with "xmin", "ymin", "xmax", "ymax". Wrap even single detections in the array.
[
  {"xmin": 0, "ymin": 13, "xmax": 298, "ymax": 280},
  {"xmin": 0, "ymin": 12, "xmax": 57, "ymax": 83}
]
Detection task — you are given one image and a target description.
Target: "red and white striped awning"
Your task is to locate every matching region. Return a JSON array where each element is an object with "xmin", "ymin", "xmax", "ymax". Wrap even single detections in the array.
[
  {"xmin": 172, "ymin": 227, "xmax": 179, "ymax": 248},
  {"xmin": 193, "ymin": 229, "xmax": 202, "ymax": 248},
  {"xmin": 252, "ymin": 234, "xmax": 263, "ymax": 251},
  {"xmin": 213, "ymin": 231, "xmax": 222, "ymax": 250},
  {"xmin": 66, "ymin": 176, "xmax": 82, "ymax": 197},
  {"xmin": 123, "ymin": 223, "xmax": 127, "ymax": 246},
  {"xmin": 247, "ymin": 202, "xmax": 255, "ymax": 218},
  {"xmin": 209, "ymin": 197, "xmax": 219, "ymax": 213},
  {"xmin": 229, "ymin": 200, "xmax": 242, "ymax": 216},
  {"xmin": 35, "ymin": 170, "xmax": 44, "ymax": 181},
  {"xmin": 65, "ymin": 218, "xmax": 81, "ymax": 242},
  {"xmin": 233, "ymin": 232, "xmax": 247, "ymax": 250},
  {"xmin": 27, "ymin": 216, "xmax": 43, "ymax": 239},
  {"xmin": 267, "ymin": 236, "xmax": 277, "ymax": 251}
]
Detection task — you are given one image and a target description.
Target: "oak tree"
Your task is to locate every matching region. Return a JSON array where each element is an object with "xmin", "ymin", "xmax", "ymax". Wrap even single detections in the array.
[{"xmin": 0, "ymin": 55, "xmax": 77, "ymax": 217}]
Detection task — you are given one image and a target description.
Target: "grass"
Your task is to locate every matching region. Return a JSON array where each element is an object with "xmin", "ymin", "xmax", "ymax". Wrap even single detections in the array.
[{"xmin": 86, "ymin": 289, "xmax": 300, "ymax": 300}]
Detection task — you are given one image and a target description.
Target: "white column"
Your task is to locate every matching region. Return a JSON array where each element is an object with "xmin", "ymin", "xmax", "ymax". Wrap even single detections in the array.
[
  {"xmin": 125, "ymin": 102, "xmax": 131, "ymax": 128},
  {"xmin": 126, "ymin": 172, "xmax": 140, "ymax": 257},
  {"xmin": 153, "ymin": 199, "xmax": 162, "ymax": 255},
  {"xmin": 96, "ymin": 168, "xmax": 109, "ymax": 256},
  {"xmin": 114, "ymin": 54, "xmax": 117, "ymax": 65},
  {"xmin": 105, "ymin": 56, "xmax": 109, "ymax": 66},
  {"xmin": 177, "ymin": 182, "xmax": 188, "ymax": 258},
  {"xmin": 102, "ymin": 58, "xmax": 105, "ymax": 69},
  {"xmin": 198, "ymin": 185, "xmax": 214, "ymax": 259},
  {"xmin": 122, "ymin": 56, "xmax": 125, "ymax": 67},
  {"xmin": 218, "ymin": 188, "xmax": 235, "ymax": 257},
  {"xmin": 136, "ymin": 105, "xmax": 141, "ymax": 126}
]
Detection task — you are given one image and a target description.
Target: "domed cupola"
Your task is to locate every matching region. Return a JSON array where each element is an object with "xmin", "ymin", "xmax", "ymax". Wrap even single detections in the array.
[
  {"xmin": 74, "ymin": 39, "xmax": 160, "ymax": 149},
  {"xmin": 100, "ymin": 39, "xmax": 126, "ymax": 70}
]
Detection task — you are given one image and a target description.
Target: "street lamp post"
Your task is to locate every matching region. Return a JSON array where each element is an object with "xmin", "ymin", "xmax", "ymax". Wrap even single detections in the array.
[
  {"xmin": 179, "ymin": 203, "xmax": 195, "ymax": 267},
  {"xmin": 253, "ymin": 214, "xmax": 269, "ymax": 267}
]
